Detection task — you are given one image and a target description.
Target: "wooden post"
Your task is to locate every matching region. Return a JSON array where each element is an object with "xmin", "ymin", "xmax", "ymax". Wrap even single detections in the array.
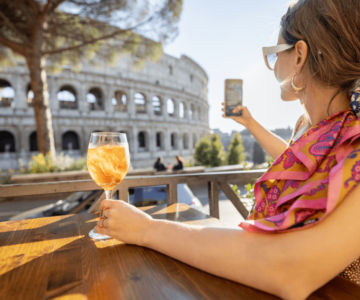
[
  {"xmin": 218, "ymin": 181, "xmax": 249, "ymax": 219},
  {"xmin": 118, "ymin": 186, "xmax": 129, "ymax": 203},
  {"xmin": 167, "ymin": 183, "xmax": 178, "ymax": 205},
  {"xmin": 208, "ymin": 181, "xmax": 219, "ymax": 219}
]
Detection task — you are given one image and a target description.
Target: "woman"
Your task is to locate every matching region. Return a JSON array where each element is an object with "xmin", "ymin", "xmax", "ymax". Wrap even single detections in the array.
[
  {"xmin": 153, "ymin": 157, "xmax": 167, "ymax": 172},
  {"xmin": 94, "ymin": 1, "xmax": 360, "ymax": 299},
  {"xmin": 172, "ymin": 155, "xmax": 184, "ymax": 171}
]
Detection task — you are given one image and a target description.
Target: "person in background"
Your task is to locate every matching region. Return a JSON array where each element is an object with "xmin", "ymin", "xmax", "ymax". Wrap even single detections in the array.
[
  {"xmin": 172, "ymin": 155, "xmax": 184, "ymax": 171},
  {"xmin": 153, "ymin": 157, "xmax": 166, "ymax": 172}
]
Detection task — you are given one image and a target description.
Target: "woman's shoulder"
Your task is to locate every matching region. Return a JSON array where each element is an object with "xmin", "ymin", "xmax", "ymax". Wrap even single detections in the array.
[{"xmin": 289, "ymin": 114, "xmax": 308, "ymax": 145}]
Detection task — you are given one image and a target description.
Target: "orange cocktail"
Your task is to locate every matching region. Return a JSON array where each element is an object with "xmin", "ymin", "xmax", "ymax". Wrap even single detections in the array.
[{"xmin": 87, "ymin": 144, "xmax": 129, "ymax": 191}]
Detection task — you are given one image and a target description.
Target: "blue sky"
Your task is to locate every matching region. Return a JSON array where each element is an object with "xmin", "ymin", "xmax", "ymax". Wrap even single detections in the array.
[{"xmin": 164, "ymin": 0, "xmax": 303, "ymax": 133}]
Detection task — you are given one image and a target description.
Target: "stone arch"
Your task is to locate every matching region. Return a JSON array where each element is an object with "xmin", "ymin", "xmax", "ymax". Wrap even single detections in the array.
[
  {"xmin": 152, "ymin": 96, "xmax": 162, "ymax": 116},
  {"xmin": 170, "ymin": 132, "xmax": 177, "ymax": 150},
  {"xmin": 112, "ymin": 90, "xmax": 127, "ymax": 112},
  {"xmin": 58, "ymin": 85, "xmax": 77, "ymax": 109},
  {"xmin": 189, "ymin": 103, "xmax": 194, "ymax": 120},
  {"xmin": 62, "ymin": 131, "xmax": 80, "ymax": 150},
  {"xmin": 87, "ymin": 87, "xmax": 104, "ymax": 111},
  {"xmin": 134, "ymin": 93, "xmax": 146, "ymax": 114},
  {"xmin": 179, "ymin": 102, "xmax": 185, "ymax": 118},
  {"xmin": 138, "ymin": 131, "xmax": 147, "ymax": 152},
  {"xmin": 29, "ymin": 131, "xmax": 38, "ymax": 152},
  {"xmin": 167, "ymin": 99, "xmax": 175, "ymax": 117},
  {"xmin": 183, "ymin": 133, "xmax": 189, "ymax": 149},
  {"xmin": 155, "ymin": 131, "xmax": 164, "ymax": 150},
  {"xmin": 0, "ymin": 130, "xmax": 15, "ymax": 152},
  {"xmin": 0, "ymin": 79, "xmax": 14, "ymax": 108}
]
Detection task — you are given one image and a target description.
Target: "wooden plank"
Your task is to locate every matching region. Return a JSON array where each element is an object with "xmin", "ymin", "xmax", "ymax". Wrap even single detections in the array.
[
  {"xmin": 218, "ymin": 181, "xmax": 249, "ymax": 219},
  {"xmin": 208, "ymin": 181, "xmax": 219, "ymax": 219},
  {"xmin": 78, "ymin": 212, "xmax": 127, "ymax": 299},
  {"xmin": 0, "ymin": 216, "xmax": 70, "ymax": 299},
  {"xmin": 118, "ymin": 185, "xmax": 129, "ymax": 203},
  {"xmin": 310, "ymin": 275, "xmax": 360, "ymax": 299},
  {"xmin": 0, "ymin": 180, "xmax": 100, "ymax": 197},
  {"xmin": 1, "ymin": 205, "xmax": 360, "ymax": 299},
  {"xmin": 44, "ymin": 215, "xmax": 85, "ymax": 300},
  {"xmin": 167, "ymin": 183, "xmax": 178, "ymax": 205},
  {"xmin": 1, "ymin": 170, "xmax": 266, "ymax": 198}
]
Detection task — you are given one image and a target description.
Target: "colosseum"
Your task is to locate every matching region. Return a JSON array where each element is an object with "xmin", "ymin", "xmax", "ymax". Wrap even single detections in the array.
[{"xmin": 0, "ymin": 53, "xmax": 210, "ymax": 170}]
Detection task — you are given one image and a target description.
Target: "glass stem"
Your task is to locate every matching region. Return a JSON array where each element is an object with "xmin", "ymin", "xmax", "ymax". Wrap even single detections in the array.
[{"xmin": 105, "ymin": 190, "xmax": 112, "ymax": 200}]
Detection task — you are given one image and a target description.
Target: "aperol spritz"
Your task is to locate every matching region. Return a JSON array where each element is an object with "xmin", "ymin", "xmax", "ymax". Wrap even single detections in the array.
[{"xmin": 87, "ymin": 132, "xmax": 130, "ymax": 239}]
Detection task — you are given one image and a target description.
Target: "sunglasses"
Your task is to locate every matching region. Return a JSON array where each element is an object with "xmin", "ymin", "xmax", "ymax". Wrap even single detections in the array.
[{"xmin": 262, "ymin": 44, "xmax": 294, "ymax": 70}]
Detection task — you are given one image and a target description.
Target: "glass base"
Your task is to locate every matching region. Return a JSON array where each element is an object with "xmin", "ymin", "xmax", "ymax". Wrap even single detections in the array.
[{"xmin": 89, "ymin": 229, "xmax": 111, "ymax": 240}]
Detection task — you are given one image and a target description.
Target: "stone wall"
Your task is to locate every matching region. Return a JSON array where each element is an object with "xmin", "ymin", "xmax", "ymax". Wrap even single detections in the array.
[{"xmin": 0, "ymin": 53, "xmax": 210, "ymax": 170}]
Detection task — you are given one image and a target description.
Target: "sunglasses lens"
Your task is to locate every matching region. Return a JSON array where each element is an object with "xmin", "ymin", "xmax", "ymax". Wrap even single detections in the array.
[{"xmin": 267, "ymin": 53, "xmax": 277, "ymax": 70}]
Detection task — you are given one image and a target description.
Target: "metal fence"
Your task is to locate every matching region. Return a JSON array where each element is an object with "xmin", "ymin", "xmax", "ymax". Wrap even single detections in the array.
[{"xmin": 0, "ymin": 170, "xmax": 266, "ymax": 219}]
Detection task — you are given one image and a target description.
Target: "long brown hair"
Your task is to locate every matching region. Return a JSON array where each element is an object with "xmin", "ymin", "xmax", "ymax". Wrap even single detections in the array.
[{"xmin": 281, "ymin": 0, "xmax": 360, "ymax": 94}]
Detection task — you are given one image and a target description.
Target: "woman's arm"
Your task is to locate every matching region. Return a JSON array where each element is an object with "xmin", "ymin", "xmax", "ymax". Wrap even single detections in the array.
[
  {"xmin": 96, "ymin": 183, "xmax": 360, "ymax": 300},
  {"xmin": 221, "ymin": 104, "xmax": 288, "ymax": 160}
]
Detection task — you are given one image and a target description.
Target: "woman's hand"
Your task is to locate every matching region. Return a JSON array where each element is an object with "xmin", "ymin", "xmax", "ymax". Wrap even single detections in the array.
[
  {"xmin": 221, "ymin": 103, "xmax": 253, "ymax": 128},
  {"xmin": 94, "ymin": 199, "xmax": 153, "ymax": 246}
]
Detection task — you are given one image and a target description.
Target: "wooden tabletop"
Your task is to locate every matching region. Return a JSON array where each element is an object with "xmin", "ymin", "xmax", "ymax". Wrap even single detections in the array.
[{"xmin": 1, "ymin": 203, "xmax": 360, "ymax": 300}]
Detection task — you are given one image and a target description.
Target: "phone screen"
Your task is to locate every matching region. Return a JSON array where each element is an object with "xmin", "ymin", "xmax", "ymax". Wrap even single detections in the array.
[{"xmin": 225, "ymin": 79, "xmax": 243, "ymax": 117}]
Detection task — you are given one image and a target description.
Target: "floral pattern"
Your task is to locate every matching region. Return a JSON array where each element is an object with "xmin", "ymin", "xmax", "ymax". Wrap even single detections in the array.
[{"xmin": 240, "ymin": 108, "xmax": 360, "ymax": 233}]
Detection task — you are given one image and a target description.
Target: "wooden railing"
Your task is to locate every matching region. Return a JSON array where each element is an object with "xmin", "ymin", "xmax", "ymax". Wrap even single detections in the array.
[{"xmin": 0, "ymin": 170, "xmax": 266, "ymax": 219}]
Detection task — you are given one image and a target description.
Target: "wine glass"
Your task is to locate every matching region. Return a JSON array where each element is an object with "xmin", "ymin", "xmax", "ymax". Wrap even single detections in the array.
[{"xmin": 87, "ymin": 132, "xmax": 130, "ymax": 240}]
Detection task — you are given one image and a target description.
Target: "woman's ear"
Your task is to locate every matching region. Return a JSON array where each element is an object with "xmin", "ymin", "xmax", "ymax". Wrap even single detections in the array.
[{"xmin": 294, "ymin": 40, "xmax": 308, "ymax": 74}]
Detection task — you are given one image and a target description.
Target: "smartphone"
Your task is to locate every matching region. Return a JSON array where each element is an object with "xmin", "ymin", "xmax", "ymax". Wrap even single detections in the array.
[{"xmin": 224, "ymin": 79, "xmax": 243, "ymax": 117}]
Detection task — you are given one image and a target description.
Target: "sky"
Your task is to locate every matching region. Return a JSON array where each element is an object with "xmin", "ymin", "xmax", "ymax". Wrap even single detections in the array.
[{"xmin": 164, "ymin": 0, "xmax": 303, "ymax": 133}]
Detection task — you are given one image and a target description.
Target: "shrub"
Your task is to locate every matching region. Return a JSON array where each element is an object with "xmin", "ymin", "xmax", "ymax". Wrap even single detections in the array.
[
  {"xmin": 194, "ymin": 134, "xmax": 226, "ymax": 167},
  {"xmin": 227, "ymin": 132, "xmax": 246, "ymax": 165},
  {"xmin": 21, "ymin": 152, "xmax": 87, "ymax": 174}
]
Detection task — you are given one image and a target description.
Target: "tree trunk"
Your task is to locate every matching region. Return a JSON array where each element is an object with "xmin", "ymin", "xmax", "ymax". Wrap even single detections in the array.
[{"xmin": 26, "ymin": 51, "xmax": 56, "ymax": 156}]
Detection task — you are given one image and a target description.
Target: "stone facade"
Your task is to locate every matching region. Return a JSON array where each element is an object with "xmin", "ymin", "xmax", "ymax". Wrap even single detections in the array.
[{"xmin": 0, "ymin": 53, "xmax": 210, "ymax": 170}]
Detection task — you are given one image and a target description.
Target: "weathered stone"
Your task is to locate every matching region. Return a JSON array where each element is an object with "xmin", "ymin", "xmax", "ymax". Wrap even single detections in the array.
[{"xmin": 0, "ymin": 53, "xmax": 210, "ymax": 170}]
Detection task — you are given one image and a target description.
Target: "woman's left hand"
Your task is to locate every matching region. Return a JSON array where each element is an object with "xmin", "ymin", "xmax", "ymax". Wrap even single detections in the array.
[{"xmin": 94, "ymin": 199, "xmax": 153, "ymax": 246}]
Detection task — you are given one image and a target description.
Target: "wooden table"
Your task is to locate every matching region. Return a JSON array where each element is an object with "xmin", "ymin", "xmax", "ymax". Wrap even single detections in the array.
[{"xmin": 1, "ymin": 204, "xmax": 360, "ymax": 299}]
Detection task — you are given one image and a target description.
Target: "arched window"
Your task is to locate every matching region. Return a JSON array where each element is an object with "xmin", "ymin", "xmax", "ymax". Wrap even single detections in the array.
[
  {"xmin": 189, "ymin": 104, "xmax": 194, "ymax": 120},
  {"xmin": 179, "ymin": 102, "xmax": 184, "ymax": 118},
  {"xmin": 156, "ymin": 132, "xmax": 162, "ymax": 150},
  {"xmin": 0, "ymin": 80, "xmax": 14, "ymax": 108},
  {"xmin": 183, "ymin": 133, "xmax": 189, "ymax": 149},
  {"xmin": 169, "ymin": 65, "xmax": 173, "ymax": 75},
  {"xmin": 152, "ymin": 96, "xmax": 162, "ymax": 116},
  {"xmin": 27, "ymin": 84, "xmax": 34, "ymax": 107},
  {"xmin": 0, "ymin": 131, "xmax": 15, "ymax": 153},
  {"xmin": 193, "ymin": 133, "xmax": 197, "ymax": 148},
  {"xmin": 62, "ymin": 131, "xmax": 80, "ymax": 150},
  {"xmin": 58, "ymin": 85, "xmax": 77, "ymax": 109},
  {"xmin": 112, "ymin": 90, "xmax": 127, "ymax": 112},
  {"xmin": 87, "ymin": 88, "xmax": 103, "ymax": 111},
  {"xmin": 134, "ymin": 93, "xmax": 146, "ymax": 114},
  {"xmin": 138, "ymin": 131, "xmax": 146, "ymax": 152},
  {"xmin": 29, "ymin": 131, "xmax": 38, "ymax": 152},
  {"xmin": 198, "ymin": 107, "xmax": 202, "ymax": 121},
  {"xmin": 167, "ymin": 99, "xmax": 174, "ymax": 117},
  {"xmin": 171, "ymin": 133, "xmax": 177, "ymax": 150}
]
